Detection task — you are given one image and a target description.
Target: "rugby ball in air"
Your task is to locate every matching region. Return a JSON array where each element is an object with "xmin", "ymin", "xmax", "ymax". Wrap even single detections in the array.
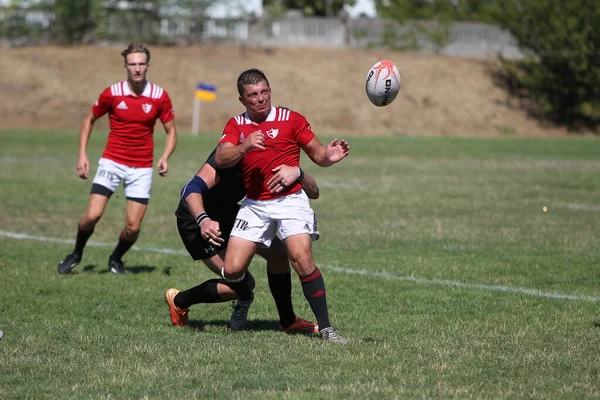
[{"xmin": 365, "ymin": 60, "xmax": 401, "ymax": 107}]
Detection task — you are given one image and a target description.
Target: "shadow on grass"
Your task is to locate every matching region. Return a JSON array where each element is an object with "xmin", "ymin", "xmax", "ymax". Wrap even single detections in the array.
[
  {"xmin": 80, "ymin": 264, "xmax": 163, "ymax": 274},
  {"xmin": 187, "ymin": 318, "xmax": 281, "ymax": 332}
]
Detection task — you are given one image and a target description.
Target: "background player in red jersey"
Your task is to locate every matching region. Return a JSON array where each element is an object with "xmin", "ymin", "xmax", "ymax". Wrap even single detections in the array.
[
  {"xmin": 215, "ymin": 68, "xmax": 350, "ymax": 343},
  {"xmin": 57, "ymin": 43, "xmax": 177, "ymax": 275}
]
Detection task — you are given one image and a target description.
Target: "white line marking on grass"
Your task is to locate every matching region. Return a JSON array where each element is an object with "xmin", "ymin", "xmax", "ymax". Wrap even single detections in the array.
[
  {"xmin": 0, "ymin": 230, "xmax": 189, "ymax": 256},
  {"xmin": 568, "ymin": 203, "xmax": 600, "ymax": 212},
  {"xmin": 2, "ymin": 230, "xmax": 599, "ymax": 303},
  {"xmin": 322, "ymin": 265, "xmax": 600, "ymax": 303}
]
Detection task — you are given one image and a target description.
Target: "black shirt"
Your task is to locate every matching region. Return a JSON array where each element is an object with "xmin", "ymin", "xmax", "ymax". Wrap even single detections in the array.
[{"xmin": 176, "ymin": 148, "xmax": 246, "ymax": 222}]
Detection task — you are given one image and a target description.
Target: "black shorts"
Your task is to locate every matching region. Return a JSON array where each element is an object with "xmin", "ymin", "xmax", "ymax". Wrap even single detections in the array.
[{"xmin": 175, "ymin": 200, "xmax": 239, "ymax": 261}]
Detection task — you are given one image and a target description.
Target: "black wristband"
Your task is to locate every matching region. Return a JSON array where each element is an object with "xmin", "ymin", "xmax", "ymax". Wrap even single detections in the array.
[
  {"xmin": 196, "ymin": 212, "xmax": 209, "ymax": 226},
  {"xmin": 296, "ymin": 168, "xmax": 305, "ymax": 183}
]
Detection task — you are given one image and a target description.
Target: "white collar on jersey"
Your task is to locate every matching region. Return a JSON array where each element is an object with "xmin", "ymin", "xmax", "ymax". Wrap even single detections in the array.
[
  {"xmin": 122, "ymin": 81, "xmax": 152, "ymax": 97},
  {"xmin": 243, "ymin": 106, "xmax": 277, "ymax": 123}
]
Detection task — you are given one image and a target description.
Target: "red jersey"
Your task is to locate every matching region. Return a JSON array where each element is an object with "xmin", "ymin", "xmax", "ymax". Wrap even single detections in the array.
[
  {"xmin": 219, "ymin": 106, "xmax": 315, "ymax": 200},
  {"xmin": 92, "ymin": 80, "xmax": 175, "ymax": 168}
]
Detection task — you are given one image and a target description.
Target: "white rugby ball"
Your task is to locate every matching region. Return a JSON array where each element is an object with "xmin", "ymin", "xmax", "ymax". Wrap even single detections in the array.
[{"xmin": 365, "ymin": 60, "xmax": 401, "ymax": 107}]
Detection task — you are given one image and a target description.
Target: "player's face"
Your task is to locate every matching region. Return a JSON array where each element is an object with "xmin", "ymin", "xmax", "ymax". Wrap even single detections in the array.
[
  {"xmin": 239, "ymin": 81, "xmax": 271, "ymax": 119},
  {"xmin": 124, "ymin": 53, "xmax": 149, "ymax": 83}
]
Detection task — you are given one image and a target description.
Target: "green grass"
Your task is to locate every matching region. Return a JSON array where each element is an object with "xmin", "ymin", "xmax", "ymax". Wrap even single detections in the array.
[{"xmin": 1, "ymin": 130, "xmax": 600, "ymax": 399}]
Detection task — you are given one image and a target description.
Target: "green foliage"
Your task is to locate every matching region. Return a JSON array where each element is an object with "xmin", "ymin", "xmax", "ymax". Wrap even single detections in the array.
[
  {"xmin": 375, "ymin": 0, "xmax": 496, "ymax": 21},
  {"xmin": 492, "ymin": 0, "xmax": 600, "ymax": 130},
  {"xmin": 440, "ymin": 0, "xmax": 496, "ymax": 22},
  {"xmin": 264, "ymin": 0, "xmax": 288, "ymax": 20},
  {"xmin": 51, "ymin": 0, "xmax": 102, "ymax": 44},
  {"xmin": 264, "ymin": 0, "xmax": 355, "ymax": 17},
  {"xmin": 374, "ymin": 0, "xmax": 455, "ymax": 52}
]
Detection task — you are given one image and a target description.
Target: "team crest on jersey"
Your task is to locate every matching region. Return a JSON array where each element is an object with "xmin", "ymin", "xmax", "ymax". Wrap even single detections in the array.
[
  {"xmin": 266, "ymin": 129, "xmax": 279, "ymax": 139},
  {"xmin": 142, "ymin": 103, "xmax": 152, "ymax": 114}
]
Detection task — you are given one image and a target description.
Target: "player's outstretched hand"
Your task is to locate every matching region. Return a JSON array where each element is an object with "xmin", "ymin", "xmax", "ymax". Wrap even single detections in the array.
[
  {"xmin": 200, "ymin": 218, "xmax": 224, "ymax": 247},
  {"xmin": 157, "ymin": 157, "xmax": 168, "ymax": 177},
  {"xmin": 77, "ymin": 155, "xmax": 90, "ymax": 179},
  {"xmin": 267, "ymin": 165, "xmax": 301, "ymax": 194},
  {"xmin": 326, "ymin": 138, "xmax": 350, "ymax": 164}
]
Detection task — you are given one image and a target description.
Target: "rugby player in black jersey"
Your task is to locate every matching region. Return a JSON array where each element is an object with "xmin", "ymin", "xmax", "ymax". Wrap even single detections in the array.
[{"xmin": 166, "ymin": 148, "xmax": 320, "ymax": 332}]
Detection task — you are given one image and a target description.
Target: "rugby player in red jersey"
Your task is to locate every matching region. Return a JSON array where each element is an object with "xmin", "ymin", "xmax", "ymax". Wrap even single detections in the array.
[
  {"xmin": 57, "ymin": 43, "xmax": 177, "ymax": 275},
  {"xmin": 165, "ymin": 148, "xmax": 320, "ymax": 333},
  {"xmin": 214, "ymin": 68, "xmax": 350, "ymax": 343}
]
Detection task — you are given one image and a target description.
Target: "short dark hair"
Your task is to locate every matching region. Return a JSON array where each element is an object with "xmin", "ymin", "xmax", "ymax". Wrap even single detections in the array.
[
  {"xmin": 121, "ymin": 43, "xmax": 151, "ymax": 64},
  {"xmin": 237, "ymin": 68, "xmax": 270, "ymax": 96}
]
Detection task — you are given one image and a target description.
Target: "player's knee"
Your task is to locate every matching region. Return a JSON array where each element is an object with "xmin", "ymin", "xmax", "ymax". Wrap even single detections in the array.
[
  {"xmin": 81, "ymin": 212, "xmax": 102, "ymax": 228},
  {"xmin": 290, "ymin": 255, "xmax": 315, "ymax": 276},
  {"xmin": 124, "ymin": 220, "xmax": 142, "ymax": 233},
  {"xmin": 221, "ymin": 269, "xmax": 245, "ymax": 282},
  {"xmin": 288, "ymin": 251, "xmax": 312, "ymax": 266},
  {"xmin": 122, "ymin": 226, "xmax": 140, "ymax": 241},
  {"xmin": 221, "ymin": 264, "xmax": 247, "ymax": 282}
]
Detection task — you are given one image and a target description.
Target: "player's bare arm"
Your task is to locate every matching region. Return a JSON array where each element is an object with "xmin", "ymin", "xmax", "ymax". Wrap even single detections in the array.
[
  {"xmin": 183, "ymin": 163, "xmax": 224, "ymax": 246},
  {"xmin": 157, "ymin": 119, "xmax": 177, "ymax": 177},
  {"xmin": 300, "ymin": 172, "xmax": 319, "ymax": 199},
  {"xmin": 77, "ymin": 110, "xmax": 99, "ymax": 179},
  {"xmin": 267, "ymin": 165, "xmax": 320, "ymax": 199},
  {"xmin": 302, "ymin": 137, "xmax": 350, "ymax": 167},
  {"xmin": 215, "ymin": 129, "xmax": 265, "ymax": 168}
]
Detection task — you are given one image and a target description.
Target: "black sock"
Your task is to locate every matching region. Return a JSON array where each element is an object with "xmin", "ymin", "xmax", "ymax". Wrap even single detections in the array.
[
  {"xmin": 223, "ymin": 272, "xmax": 253, "ymax": 301},
  {"xmin": 268, "ymin": 271, "xmax": 296, "ymax": 328},
  {"xmin": 175, "ymin": 279, "xmax": 224, "ymax": 309},
  {"xmin": 111, "ymin": 231, "xmax": 135, "ymax": 260},
  {"xmin": 300, "ymin": 267, "xmax": 331, "ymax": 330},
  {"xmin": 74, "ymin": 226, "xmax": 94, "ymax": 256}
]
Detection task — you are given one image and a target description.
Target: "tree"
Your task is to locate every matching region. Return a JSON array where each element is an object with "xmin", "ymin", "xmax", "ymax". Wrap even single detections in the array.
[
  {"xmin": 376, "ymin": 0, "xmax": 495, "ymax": 21},
  {"xmin": 264, "ymin": 0, "xmax": 355, "ymax": 17},
  {"xmin": 51, "ymin": 0, "xmax": 101, "ymax": 44},
  {"xmin": 491, "ymin": 0, "xmax": 600, "ymax": 129},
  {"xmin": 374, "ymin": 0, "xmax": 456, "ymax": 52}
]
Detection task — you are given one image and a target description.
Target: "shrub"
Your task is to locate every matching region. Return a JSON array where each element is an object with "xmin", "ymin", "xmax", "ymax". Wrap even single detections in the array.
[{"xmin": 493, "ymin": 0, "xmax": 600, "ymax": 131}]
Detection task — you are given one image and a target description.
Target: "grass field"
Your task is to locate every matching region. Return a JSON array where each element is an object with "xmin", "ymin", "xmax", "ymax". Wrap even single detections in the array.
[{"xmin": 1, "ymin": 130, "xmax": 600, "ymax": 399}]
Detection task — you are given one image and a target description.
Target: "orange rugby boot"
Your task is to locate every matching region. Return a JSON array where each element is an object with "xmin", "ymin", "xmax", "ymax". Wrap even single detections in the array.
[{"xmin": 165, "ymin": 288, "xmax": 189, "ymax": 327}]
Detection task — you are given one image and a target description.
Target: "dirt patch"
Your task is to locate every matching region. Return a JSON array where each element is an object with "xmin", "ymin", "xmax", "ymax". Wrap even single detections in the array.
[{"xmin": 0, "ymin": 45, "xmax": 574, "ymax": 137}]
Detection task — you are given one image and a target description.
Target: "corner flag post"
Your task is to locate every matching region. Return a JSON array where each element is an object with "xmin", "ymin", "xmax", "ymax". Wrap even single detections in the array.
[{"xmin": 192, "ymin": 83, "xmax": 217, "ymax": 136}]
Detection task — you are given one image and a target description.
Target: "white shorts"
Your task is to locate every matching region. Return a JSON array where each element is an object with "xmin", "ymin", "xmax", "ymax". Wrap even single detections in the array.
[
  {"xmin": 92, "ymin": 158, "xmax": 153, "ymax": 199},
  {"xmin": 231, "ymin": 190, "xmax": 320, "ymax": 247}
]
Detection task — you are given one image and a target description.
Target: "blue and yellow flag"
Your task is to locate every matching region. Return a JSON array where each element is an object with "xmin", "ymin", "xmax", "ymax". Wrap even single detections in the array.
[{"xmin": 195, "ymin": 83, "xmax": 217, "ymax": 102}]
